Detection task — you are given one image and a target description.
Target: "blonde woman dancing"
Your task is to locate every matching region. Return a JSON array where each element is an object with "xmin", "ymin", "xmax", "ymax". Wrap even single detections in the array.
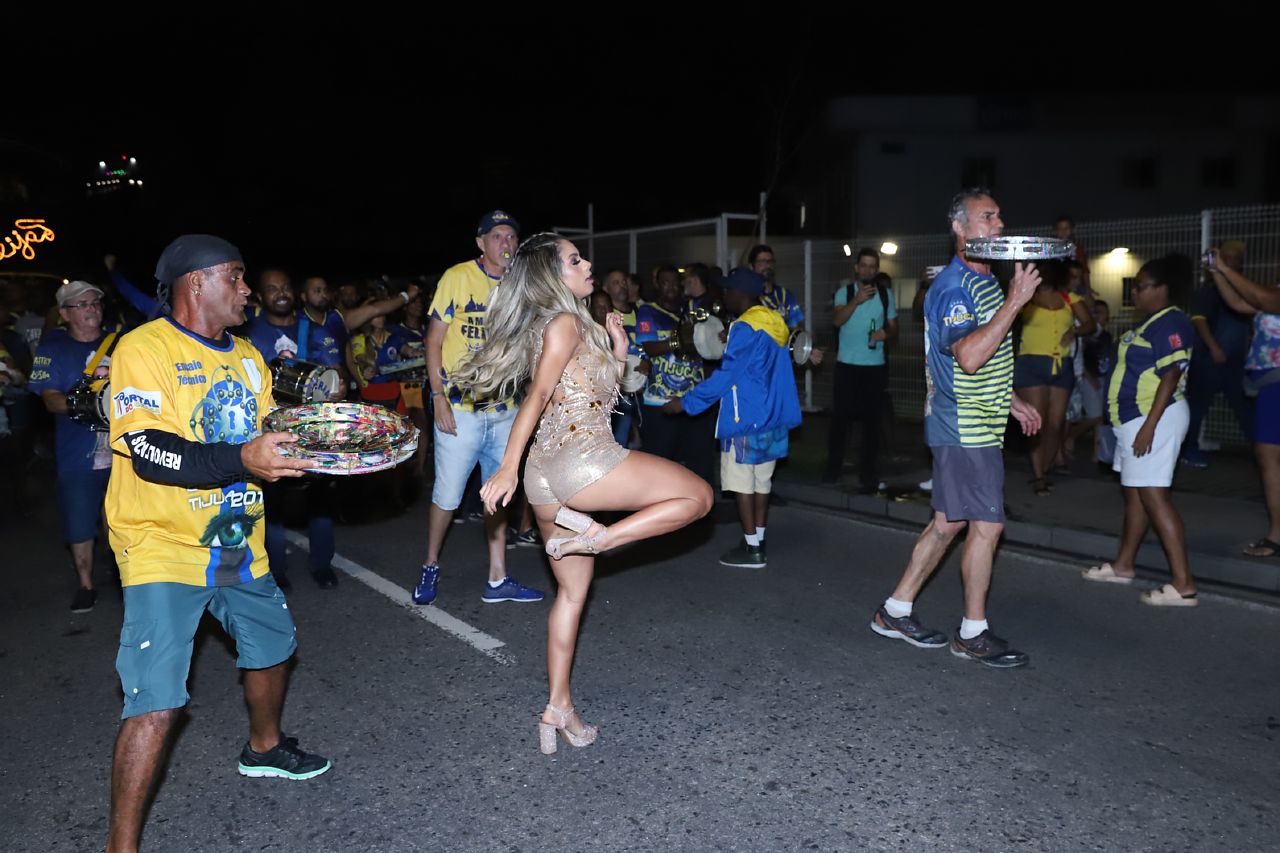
[{"xmin": 453, "ymin": 233, "xmax": 713, "ymax": 754}]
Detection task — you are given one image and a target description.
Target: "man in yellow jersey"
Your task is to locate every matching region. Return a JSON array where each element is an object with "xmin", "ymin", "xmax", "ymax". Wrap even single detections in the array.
[
  {"xmin": 868, "ymin": 189, "xmax": 1043, "ymax": 668},
  {"xmin": 412, "ymin": 211, "xmax": 544, "ymax": 605},
  {"xmin": 104, "ymin": 235, "xmax": 330, "ymax": 853}
]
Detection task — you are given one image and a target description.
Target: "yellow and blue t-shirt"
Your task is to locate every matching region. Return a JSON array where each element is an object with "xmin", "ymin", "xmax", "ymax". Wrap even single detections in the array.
[
  {"xmin": 428, "ymin": 259, "xmax": 513, "ymax": 412},
  {"xmin": 1107, "ymin": 307, "xmax": 1195, "ymax": 425},
  {"xmin": 635, "ymin": 302, "xmax": 705, "ymax": 405},
  {"xmin": 761, "ymin": 284, "xmax": 804, "ymax": 329},
  {"xmin": 106, "ymin": 317, "xmax": 273, "ymax": 588},
  {"xmin": 923, "ymin": 256, "xmax": 1014, "ymax": 448}
]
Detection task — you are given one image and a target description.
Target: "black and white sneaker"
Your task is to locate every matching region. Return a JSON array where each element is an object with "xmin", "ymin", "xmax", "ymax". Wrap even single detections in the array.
[
  {"xmin": 237, "ymin": 737, "xmax": 332, "ymax": 780},
  {"xmin": 869, "ymin": 606, "xmax": 947, "ymax": 648},
  {"xmin": 719, "ymin": 543, "xmax": 766, "ymax": 569},
  {"xmin": 949, "ymin": 629, "xmax": 1029, "ymax": 668},
  {"xmin": 70, "ymin": 587, "xmax": 96, "ymax": 614}
]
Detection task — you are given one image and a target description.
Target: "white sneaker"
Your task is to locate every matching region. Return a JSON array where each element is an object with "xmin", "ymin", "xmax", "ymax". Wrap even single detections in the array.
[{"xmin": 919, "ymin": 479, "xmax": 933, "ymax": 491}]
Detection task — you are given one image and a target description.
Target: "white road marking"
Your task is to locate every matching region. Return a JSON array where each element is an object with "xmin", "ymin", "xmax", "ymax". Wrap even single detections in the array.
[{"xmin": 284, "ymin": 530, "xmax": 514, "ymax": 665}]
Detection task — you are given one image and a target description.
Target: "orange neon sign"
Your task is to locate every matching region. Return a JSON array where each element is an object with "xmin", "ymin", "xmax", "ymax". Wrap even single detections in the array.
[{"xmin": 0, "ymin": 219, "xmax": 56, "ymax": 262}]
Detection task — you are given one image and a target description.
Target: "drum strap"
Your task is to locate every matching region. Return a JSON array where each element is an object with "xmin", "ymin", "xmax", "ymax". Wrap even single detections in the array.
[
  {"xmin": 297, "ymin": 314, "xmax": 311, "ymax": 361},
  {"xmin": 82, "ymin": 332, "xmax": 120, "ymax": 378}
]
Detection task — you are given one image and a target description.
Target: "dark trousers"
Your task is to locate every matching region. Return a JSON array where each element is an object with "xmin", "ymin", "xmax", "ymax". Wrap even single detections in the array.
[
  {"xmin": 825, "ymin": 362, "xmax": 887, "ymax": 487},
  {"xmin": 263, "ymin": 478, "xmax": 337, "ymax": 579},
  {"xmin": 639, "ymin": 403, "xmax": 717, "ymax": 485},
  {"xmin": 1185, "ymin": 357, "xmax": 1254, "ymax": 450}
]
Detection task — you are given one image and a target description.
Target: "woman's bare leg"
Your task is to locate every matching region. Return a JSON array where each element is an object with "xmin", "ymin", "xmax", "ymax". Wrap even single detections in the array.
[
  {"xmin": 1044, "ymin": 386, "xmax": 1071, "ymax": 471},
  {"xmin": 1021, "ymin": 385, "xmax": 1051, "ymax": 484},
  {"xmin": 552, "ymin": 451, "xmax": 713, "ymax": 557},
  {"xmin": 532, "ymin": 502, "xmax": 595, "ymax": 735}
]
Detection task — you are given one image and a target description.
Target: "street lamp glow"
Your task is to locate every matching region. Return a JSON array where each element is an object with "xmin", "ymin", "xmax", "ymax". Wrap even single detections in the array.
[
  {"xmin": 1109, "ymin": 247, "xmax": 1130, "ymax": 257},
  {"xmin": 842, "ymin": 244, "xmax": 852, "ymax": 257},
  {"xmin": 880, "ymin": 242, "xmax": 899, "ymax": 256}
]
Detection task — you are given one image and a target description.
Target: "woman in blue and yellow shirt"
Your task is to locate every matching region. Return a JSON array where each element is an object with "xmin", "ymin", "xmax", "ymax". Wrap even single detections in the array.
[{"xmin": 1082, "ymin": 254, "xmax": 1198, "ymax": 606}]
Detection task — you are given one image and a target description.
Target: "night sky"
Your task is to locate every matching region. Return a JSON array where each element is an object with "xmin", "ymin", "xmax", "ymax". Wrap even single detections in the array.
[{"xmin": 6, "ymin": 14, "xmax": 1276, "ymax": 282}]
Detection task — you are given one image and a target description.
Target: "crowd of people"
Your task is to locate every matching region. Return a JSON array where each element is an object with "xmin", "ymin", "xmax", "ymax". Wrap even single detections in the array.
[{"xmin": 1, "ymin": 192, "xmax": 1277, "ymax": 852}]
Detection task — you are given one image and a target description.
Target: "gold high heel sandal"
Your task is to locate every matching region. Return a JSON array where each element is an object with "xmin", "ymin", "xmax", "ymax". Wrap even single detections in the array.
[
  {"xmin": 544, "ymin": 507, "xmax": 608, "ymax": 560},
  {"xmin": 538, "ymin": 703, "xmax": 599, "ymax": 754}
]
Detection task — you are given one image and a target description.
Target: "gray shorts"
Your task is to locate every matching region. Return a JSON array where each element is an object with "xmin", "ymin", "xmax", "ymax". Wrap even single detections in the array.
[{"xmin": 931, "ymin": 445, "xmax": 1005, "ymax": 523}]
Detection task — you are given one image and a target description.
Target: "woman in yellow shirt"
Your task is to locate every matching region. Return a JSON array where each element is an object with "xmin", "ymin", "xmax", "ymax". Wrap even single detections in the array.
[{"xmin": 1014, "ymin": 261, "xmax": 1096, "ymax": 495}]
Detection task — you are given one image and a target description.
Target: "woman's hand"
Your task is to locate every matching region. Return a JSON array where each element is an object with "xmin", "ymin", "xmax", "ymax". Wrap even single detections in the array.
[
  {"xmin": 480, "ymin": 465, "xmax": 519, "ymax": 513},
  {"xmin": 605, "ymin": 312, "xmax": 629, "ymax": 359},
  {"xmin": 1132, "ymin": 421, "xmax": 1156, "ymax": 457},
  {"xmin": 1059, "ymin": 329, "xmax": 1076, "ymax": 348}
]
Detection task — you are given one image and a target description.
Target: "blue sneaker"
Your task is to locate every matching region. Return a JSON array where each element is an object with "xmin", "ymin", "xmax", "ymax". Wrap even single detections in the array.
[
  {"xmin": 1180, "ymin": 448, "xmax": 1209, "ymax": 469},
  {"xmin": 412, "ymin": 563, "xmax": 439, "ymax": 605},
  {"xmin": 481, "ymin": 576, "xmax": 545, "ymax": 603}
]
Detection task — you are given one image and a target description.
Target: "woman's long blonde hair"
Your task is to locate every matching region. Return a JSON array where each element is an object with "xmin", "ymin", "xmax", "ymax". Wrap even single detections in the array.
[{"xmin": 452, "ymin": 232, "xmax": 617, "ymax": 402}]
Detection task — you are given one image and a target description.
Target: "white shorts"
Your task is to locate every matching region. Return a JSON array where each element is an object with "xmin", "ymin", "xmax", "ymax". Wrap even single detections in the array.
[
  {"xmin": 720, "ymin": 451, "xmax": 776, "ymax": 494},
  {"xmin": 1112, "ymin": 400, "xmax": 1189, "ymax": 488}
]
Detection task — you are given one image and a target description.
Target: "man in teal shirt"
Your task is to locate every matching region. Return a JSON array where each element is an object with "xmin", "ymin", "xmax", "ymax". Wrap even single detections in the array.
[{"xmin": 824, "ymin": 248, "xmax": 897, "ymax": 491}]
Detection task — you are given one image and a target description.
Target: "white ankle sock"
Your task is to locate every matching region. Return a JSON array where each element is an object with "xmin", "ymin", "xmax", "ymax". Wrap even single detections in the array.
[
  {"xmin": 960, "ymin": 618, "xmax": 988, "ymax": 640},
  {"xmin": 487, "ymin": 578, "xmax": 505, "ymax": 589},
  {"xmin": 884, "ymin": 597, "xmax": 912, "ymax": 618},
  {"xmin": 744, "ymin": 533, "xmax": 761, "ymax": 547},
  {"xmin": 756, "ymin": 526, "xmax": 766, "ymax": 541}
]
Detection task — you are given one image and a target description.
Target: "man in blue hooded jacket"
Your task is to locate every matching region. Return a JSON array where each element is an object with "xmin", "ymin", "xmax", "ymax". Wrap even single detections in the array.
[{"xmin": 664, "ymin": 267, "xmax": 801, "ymax": 568}]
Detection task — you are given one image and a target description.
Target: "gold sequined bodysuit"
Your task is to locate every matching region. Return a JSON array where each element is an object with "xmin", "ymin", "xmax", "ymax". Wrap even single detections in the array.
[{"xmin": 524, "ymin": 330, "xmax": 629, "ymax": 506}]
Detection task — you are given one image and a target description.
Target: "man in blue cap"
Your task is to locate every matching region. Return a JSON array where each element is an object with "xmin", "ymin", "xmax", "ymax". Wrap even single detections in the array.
[
  {"xmin": 664, "ymin": 267, "xmax": 802, "ymax": 568},
  {"xmin": 412, "ymin": 211, "xmax": 545, "ymax": 605},
  {"xmin": 104, "ymin": 235, "xmax": 331, "ymax": 853}
]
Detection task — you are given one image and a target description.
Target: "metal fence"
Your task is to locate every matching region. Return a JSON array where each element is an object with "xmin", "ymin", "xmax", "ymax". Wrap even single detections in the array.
[
  {"xmin": 560, "ymin": 212, "xmax": 761, "ymax": 281},
  {"xmin": 570, "ymin": 204, "xmax": 1277, "ymax": 450},
  {"xmin": 784, "ymin": 204, "xmax": 1280, "ymax": 450}
]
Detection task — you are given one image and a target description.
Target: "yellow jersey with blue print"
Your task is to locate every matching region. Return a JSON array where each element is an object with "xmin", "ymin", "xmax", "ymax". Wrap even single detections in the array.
[
  {"xmin": 106, "ymin": 317, "xmax": 273, "ymax": 588},
  {"xmin": 428, "ymin": 259, "xmax": 514, "ymax": 412}
]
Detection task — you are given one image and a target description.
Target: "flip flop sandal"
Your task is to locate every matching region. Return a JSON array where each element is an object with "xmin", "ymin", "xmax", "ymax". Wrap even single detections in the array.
[
  {"xmin": 1081, "ymin": 563, "xmax": 1135, "ymax": 584},
  {"xmin": 1139, "ymin": 583, "xmax": 1198, "ymax": 607},
  {"xmin": 1242, "ymin": 538, "xmax": 1280, "ymax": 558}
]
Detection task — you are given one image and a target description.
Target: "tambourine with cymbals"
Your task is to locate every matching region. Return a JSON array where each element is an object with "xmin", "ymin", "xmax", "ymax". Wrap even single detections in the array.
[
  {"xmin": 264, "ymin": 401, "xmax": 418, "ymax": 475},
  {"xmin": 965, "ymin": 237, "xmax": 1076, "ymax": 261},
  {"xmin": 269, "ymin": 357, "xmax": 343, "ymax": 405},
  {"xmin": 788, "ymin": 329, "xmax": 814, "ymax": 366},
  {"xmin": 66, "ymin": 377, "xmax": 110, "ymax": 431}
]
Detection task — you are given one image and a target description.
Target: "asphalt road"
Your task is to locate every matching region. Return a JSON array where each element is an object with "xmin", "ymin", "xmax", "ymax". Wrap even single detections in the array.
[{"xmin": 2, "ymin": 485, "xmax": 1277, "ymax": 853}]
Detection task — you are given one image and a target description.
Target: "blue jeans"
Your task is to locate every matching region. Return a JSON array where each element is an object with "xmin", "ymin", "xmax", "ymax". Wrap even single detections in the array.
[
  {"xmin": 431, "ymin": 406, "xmax": 517, "ymax": 511},
  {"xmin": 263, "ymin": 479, "xmax": 335, "ymax": 577}
]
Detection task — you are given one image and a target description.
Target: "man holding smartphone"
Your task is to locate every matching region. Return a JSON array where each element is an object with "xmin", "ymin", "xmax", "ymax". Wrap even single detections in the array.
[{"xmin": 824, "ymin": 248, "xmax": 897, "ymax": 491}]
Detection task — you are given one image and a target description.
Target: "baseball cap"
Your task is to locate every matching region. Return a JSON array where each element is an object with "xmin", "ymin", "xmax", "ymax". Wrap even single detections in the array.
[
  {"xmin": 722, "ymin": 267, "xmax": 766, "ymax": 296},
  {"xmin": 56, "ymin": 280, "xmax": 104, "ymax": 307},
  {"xmin": 477, "ymin": 210, "xmax": 520, "ymax": 236}
]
